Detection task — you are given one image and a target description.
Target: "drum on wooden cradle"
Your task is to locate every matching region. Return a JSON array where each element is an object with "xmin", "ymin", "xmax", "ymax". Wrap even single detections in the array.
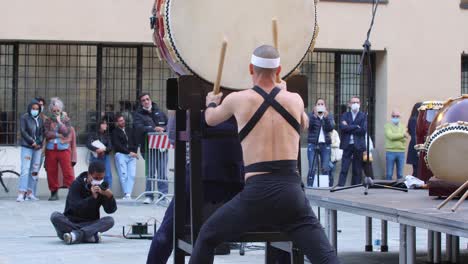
[
  {"xmin": 414, "ymin": 101, "xmax": 444, "ymax": 182},
  {"xmin": 423, "ymin": 95, "xmax": 468, "ymax": 184},
  {"xmin": 151, "ymin": 0, "xmax": 318, "ymax": 90}
]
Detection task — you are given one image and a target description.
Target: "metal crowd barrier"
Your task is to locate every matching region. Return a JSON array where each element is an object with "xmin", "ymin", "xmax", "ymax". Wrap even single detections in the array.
[{"xmin": 135, "ymin": 132, "xmax": 174, "ymax": 205}]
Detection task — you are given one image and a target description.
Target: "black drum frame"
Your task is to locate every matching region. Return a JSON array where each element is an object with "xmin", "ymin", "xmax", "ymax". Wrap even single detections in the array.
[{"xmin": 168, "ymin": 75, "xmax": 308, "ymax": 264}]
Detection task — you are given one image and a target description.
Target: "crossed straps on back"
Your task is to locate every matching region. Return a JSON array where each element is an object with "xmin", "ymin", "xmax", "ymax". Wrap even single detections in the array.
[{"xmin": 238, "ymin": 86, "xmax": 301, "ymax": 142}]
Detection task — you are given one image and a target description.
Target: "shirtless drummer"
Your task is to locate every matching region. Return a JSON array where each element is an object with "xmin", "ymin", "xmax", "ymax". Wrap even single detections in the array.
[{"xmin": 188, "ymin": 45, "xmax": 340, "ymax": 264}]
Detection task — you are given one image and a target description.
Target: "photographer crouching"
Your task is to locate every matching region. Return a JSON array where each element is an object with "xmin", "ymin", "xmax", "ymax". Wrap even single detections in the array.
[{"xmin": 50, "ymin": 161, "xmax": 116, "ymax": 244}]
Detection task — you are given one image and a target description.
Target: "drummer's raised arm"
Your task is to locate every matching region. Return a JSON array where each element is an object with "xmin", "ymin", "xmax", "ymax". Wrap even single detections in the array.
[{"xmin": 205, "ymin": 91, "xmax": 236, "ymax": 126}]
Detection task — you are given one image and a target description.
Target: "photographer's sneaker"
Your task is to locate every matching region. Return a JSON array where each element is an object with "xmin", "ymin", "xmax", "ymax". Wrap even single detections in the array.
[
  {"xmin": 63, "ymin": 232, "xmax": 76, "ymax": 245},
  {"xmin": 143, "ymin": 197, "xmax": 153, "ymax": 204},
  {"xmin": 16, "ymin": 193, "xmax": 25, "ymax": 202},
  {"xmin": 86, "ymin": 232, "xmax": 102, "ymax": 243}
]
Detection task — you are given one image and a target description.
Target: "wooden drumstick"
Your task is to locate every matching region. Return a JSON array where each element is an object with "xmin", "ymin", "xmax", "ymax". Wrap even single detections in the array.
[
  {"xmin": 213, "ymin": 38, "xmax": 228, "ymax": 95},
  {"xmin": 272, "ymin": 18, "xmax": 281, "ymax": 84},
  {"xmin": 451, "ymin": 189, "xmax": 468, "ymax": 212},
  {"xmin": 437, "ymin": 180, "xmax": 468, "ymax": 210}
]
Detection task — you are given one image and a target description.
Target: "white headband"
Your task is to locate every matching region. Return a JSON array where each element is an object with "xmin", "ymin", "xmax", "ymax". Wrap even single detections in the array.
[{"xmin": 251, "ymin": 54, "xmax": 280, "ymax": 69}]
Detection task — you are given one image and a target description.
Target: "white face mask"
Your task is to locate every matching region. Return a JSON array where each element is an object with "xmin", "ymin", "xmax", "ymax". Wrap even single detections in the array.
[
  {"xmin": 351, "ymin": 103, "xmax": 360, "ymax": 112},
  {"xmin": 91, "ymin": 179, "xmax": 104, "ymax": 186},
  {"xmin": 316, "ymin": 105, "xmax": 326, "ymax": 113}
]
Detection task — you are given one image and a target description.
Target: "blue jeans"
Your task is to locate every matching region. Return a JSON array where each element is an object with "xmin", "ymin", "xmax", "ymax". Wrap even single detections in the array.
[
  {"xmin": 18, "ymin": 147, "xmax": 42, "ymax": 194},
  {"xmin": 386, "ymin": 151, "xmax": 405, "ymax": 180},
  {"xmin": 307, "ymin": 143, "xmax": 332, "ymax": 187},
  {"xmin": 115, "ymin": 153, "xmax": 137, "ymax": 195},
  {"xmin": 89, "ymin": 155, "xmax": 112, "ymax": 187},
  {"xmin": 146, "ymin": 150, "xmax": 169, "ymax": 198}
]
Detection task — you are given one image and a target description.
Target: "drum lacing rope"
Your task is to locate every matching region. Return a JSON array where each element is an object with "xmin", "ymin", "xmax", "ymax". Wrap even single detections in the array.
[{"xmin": 423, "ymin": 122, "xmax": 468, "ymax": 170}]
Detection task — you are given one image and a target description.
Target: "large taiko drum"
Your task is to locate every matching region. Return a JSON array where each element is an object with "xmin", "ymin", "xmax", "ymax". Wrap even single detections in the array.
[
  {"xmin": 152, "ymin": 0, "xmax": 317, "ymax": 90},
  {"xmin": 423, "ymin": 95, "xmax": 468, "ymax": 184},
  {"xmin": 415, "ymin": 101, "xmax": 444, "ymax": 182}
]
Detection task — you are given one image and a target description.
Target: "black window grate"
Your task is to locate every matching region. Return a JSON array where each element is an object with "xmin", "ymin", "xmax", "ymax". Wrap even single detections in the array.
[
  {"xmin": 0, "ymin": 44, "xmax": 15, "ymax": 145},
  {"xmin": 142, "ymin": 47, "xmax": 175, "ymax": 115},
  {"xmin": 16, "ymin": 44, "xmax": 98, "ymax": 145},
  {"xmin": 0, "ymin": 43, "xmax": 171, "ymax": 145},
  {"xmin": 300, "ymin": 51, "xmax": 375, "ymax": 144},
  {"xmin": 462, "ymin": 55, "xmax": 468, "ymax": 94}
]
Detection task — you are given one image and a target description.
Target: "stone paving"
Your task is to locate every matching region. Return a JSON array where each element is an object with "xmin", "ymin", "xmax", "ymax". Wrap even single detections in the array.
[{"xmin": 0, "ymin": 191, "xmax": 466, "ymax": 264}]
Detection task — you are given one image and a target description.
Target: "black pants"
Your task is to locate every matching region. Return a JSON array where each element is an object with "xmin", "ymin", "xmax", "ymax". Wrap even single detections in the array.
[
  {"xmin": 188, "ymin": 173, "xmax": 340, "ymax": 264},
  {"xmin": 338, "ymin": 145, "xmax": 363, "ymax": 186},
  {"xmin": 50, "ymin": 212, "xmax": 114, "ymax": 242}
]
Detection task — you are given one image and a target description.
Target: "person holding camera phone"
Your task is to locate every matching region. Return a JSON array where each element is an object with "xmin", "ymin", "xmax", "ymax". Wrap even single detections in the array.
[
  {"xmin": 50, "ymin": 161, "xmax": 116, "ymax": 245},
  {"xmin": 307, "ymin": 98, "xmax": 335, "ymax": 187}
]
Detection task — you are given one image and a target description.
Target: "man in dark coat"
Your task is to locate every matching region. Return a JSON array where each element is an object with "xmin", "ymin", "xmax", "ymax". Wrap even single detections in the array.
[
  {"xmin": 337, "ymin": 96, "xmax": 368, "ymax": 186},
  {"xmin": 133, "ymin": 93, "xmax": 168, "ymax": 204},
  {"xmin": 50, "ymin": 161, "xmax": 116, "ymax": 244}
]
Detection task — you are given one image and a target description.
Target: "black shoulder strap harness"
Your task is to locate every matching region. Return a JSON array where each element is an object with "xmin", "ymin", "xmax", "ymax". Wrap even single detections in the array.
[{"xmin": 238, "ymin": 86, "xmax": 301, "ymax": 142}]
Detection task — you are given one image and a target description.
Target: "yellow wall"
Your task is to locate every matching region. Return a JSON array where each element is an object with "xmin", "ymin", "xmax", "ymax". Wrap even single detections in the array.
[
  {"xmin": 317, "ymin": 0, "xmax": 468, "ymax": 175},
  {"xmin": 0, "ymin": 0, "xmax": 154, "ymax": 43}
]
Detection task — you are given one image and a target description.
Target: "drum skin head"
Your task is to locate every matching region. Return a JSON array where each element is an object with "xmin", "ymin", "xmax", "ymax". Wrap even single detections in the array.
[
  {"xmin": 166, "ymin": 0, "xmax": 316, "ymax": 90},
  {"xmin": 425, "ymin": 97, "xmax": 468, "ymax": 183},
  {"xmin": 427, "ymin": 131, "xmax": 468, "ymax": 183}
]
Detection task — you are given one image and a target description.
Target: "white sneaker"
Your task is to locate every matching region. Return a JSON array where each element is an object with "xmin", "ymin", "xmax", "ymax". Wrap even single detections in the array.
[
  {"xmin": 122, "ymin": 194, "xmax": 132, "ymax": 200},
  {"xmin": 26, "ymin": 193, "xmax": 40, "ymax": 201},
  {"xmin": 16, "ymin": 193, "xmax": 25, "ymax": 202},
  {"xmin": 63, "ymin": 232, "xmax": 77, "ymax": 245},
  {"xmin": 86, "ymin": 232, "xmax": 102, "ymax": 243},
  {"xmin": 143, "ymin": 197, "xmax": 153, "ymax": 204}
]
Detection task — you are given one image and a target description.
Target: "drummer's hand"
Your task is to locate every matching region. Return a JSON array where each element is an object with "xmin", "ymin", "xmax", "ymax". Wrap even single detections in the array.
[
  {"xmin": 206, "ymin": 92, "xmax": 223, "ymax": 107},
  {"xmin": 277, "ymin": 80, "xmax": 287, "ymax": 91}
]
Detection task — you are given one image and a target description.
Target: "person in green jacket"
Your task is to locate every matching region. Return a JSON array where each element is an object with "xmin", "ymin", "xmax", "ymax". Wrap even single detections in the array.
[{"xmin": 384, "ymin": 110, "xmax": 407, "ymax": 180}]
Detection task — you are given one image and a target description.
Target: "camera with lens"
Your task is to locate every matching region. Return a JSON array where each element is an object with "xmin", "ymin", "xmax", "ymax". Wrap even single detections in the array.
[{"xmin": 99, "ymin": 181, "xmax": 109, "ymax": 191}]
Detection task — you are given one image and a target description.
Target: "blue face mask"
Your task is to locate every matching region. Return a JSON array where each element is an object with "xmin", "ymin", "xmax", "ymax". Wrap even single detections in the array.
[
  {"xmin": 30, "ymin": 109, "xmax": 39, "ymax": 117},
  {"xmin": 391, "ymin": 117, "xmax": 400, "ymax": 124}
]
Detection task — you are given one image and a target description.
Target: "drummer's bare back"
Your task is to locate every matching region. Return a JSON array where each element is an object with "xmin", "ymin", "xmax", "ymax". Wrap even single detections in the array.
[{"xmin": 206, "ymin": 87, "xmax": 305, "ymax": 179}]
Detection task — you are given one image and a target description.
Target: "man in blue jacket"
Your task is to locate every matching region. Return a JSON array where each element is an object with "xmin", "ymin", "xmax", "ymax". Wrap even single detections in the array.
[
  {"xmin": 337, "ymin": 96, "xmax": 367, "ymax": 186},
  {"xmin": 133, "ymin": 93, "xmax": 168, "ymax": 204}
]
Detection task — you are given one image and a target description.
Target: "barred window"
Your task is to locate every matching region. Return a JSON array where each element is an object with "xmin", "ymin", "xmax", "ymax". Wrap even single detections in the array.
[
  {"xmin": 463, "ymin": 55, "xmax": 468, "ymax": 94},
  {"xmin": 0, "ymin": 44, "xmax": 15, "ymax": 145},
  {"xmin": 17, "ymin": 44, "xmax": 97, "ymax": 144},
  {"xmin": 300, "ymin": 51, "xmax": 375, "ymax": 144},
  {"xmin": 0, "ymin": 43, "xmax": 171, "ymax": 145},
  {"xmin": 142, "ymin": 47, "xmax": 175, "ymax": 115}
]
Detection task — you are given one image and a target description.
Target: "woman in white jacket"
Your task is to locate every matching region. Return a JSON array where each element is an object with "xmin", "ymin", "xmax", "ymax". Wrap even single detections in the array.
[{"xmin": 329, "ymin": 130, "xmax": 342, "ymax": 185}]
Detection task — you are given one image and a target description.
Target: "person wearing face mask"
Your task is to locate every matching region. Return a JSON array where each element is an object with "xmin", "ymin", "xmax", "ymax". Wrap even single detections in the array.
[
  {"xmin": 384, "ymin": 110, "xmax": 407, "ymax": 180},
  {"xmin": 50, "ymin": 161, "xmax": 116, "ymax": 245},
  {"xmin": 17, "ymin": 99, "xmax": 45, "ymax": 202},
  {"xmin": 306, "ymin": 98, "xmax": 335, "ymax": 187},
  {"xmin": 44, "ymin": 97, "xmax": 74, "ymax": 201},
  {"xmin": 338, "ymin": 96, "xmax": 368, "ymax": 186}
]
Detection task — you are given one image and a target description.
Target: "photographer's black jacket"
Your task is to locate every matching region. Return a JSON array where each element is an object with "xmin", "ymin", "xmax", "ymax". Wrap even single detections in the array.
[{"xmin": 64, "ymin": 172, "xmax": 117, "ymax": 223}]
